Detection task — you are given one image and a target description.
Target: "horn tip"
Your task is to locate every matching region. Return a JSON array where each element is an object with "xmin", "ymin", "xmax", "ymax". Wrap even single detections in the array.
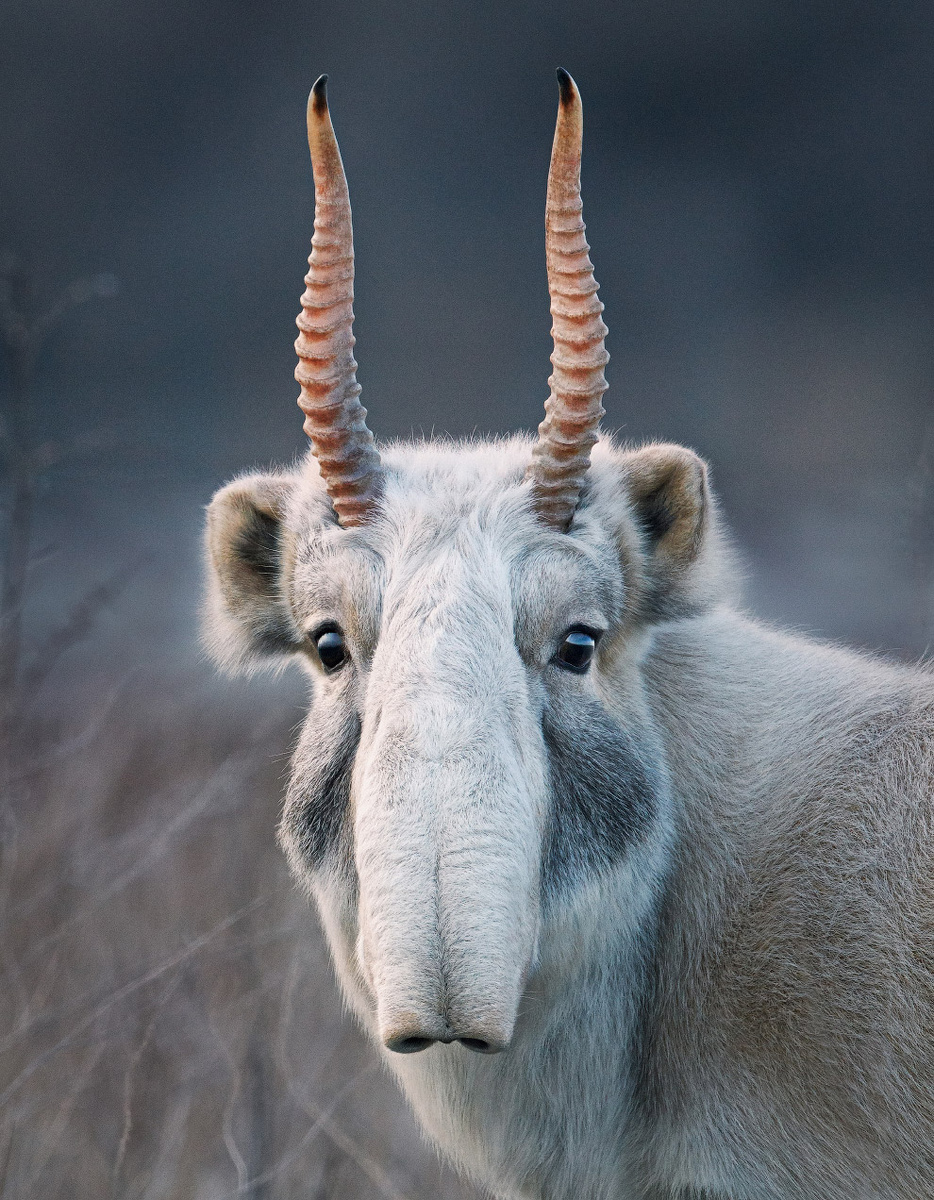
[
  {"xmin": 556, "ymin": 68, "xmax": 577, "ymax": 107},
  {"xmin": 310, "ymin": 74, "xmax": 329, "ymax": 117}
]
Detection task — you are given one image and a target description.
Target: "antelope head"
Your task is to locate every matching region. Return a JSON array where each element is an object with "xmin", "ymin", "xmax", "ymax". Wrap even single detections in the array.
[{"xmin": 204, "ymin": 72, "xmax": 723, "ymax": 1057}]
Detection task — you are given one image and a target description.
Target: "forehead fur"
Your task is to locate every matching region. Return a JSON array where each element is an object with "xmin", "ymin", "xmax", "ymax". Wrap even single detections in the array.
[
  {"xmin": 286, "ymin": 433, "xmax": 634, "ymax": 545},
  {"xmin": 283, "ymin": 435, "xmax": 633, "ymax": 643}
]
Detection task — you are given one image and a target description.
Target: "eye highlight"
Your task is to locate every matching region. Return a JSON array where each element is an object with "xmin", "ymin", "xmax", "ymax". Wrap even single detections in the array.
[
  {"xmin": 312, "ymin": 625, "xmax": 348, "ymax": 673},
  {"xmin": 554, "ymin": 627, "xmax": 599, "ymax": 674}
]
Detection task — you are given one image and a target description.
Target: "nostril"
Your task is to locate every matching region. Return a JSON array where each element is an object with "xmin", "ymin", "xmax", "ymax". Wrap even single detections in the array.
[
  {"xmin": 385, "ymin": 1035, "xmax": 435, "ymax": 1054},
  {"xmin": 458, "ymin": 1037, "xmax": 502, "ymax": 1054}
]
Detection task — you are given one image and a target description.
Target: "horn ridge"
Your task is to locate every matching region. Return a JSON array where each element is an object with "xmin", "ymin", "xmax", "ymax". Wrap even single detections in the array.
[
  {"xmin": 527, "ymin": 69, "xmax": 609, "ymax": 532},
  {"xmin": 295, "ymin": 74, "xmax": 383, "ymax": 527}
]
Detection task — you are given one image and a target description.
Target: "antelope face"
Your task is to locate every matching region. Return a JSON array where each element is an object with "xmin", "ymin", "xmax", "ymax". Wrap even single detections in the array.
[
  {"xmin": 204, "ymin": 437, "xmax": 714, "ymax": 1054},
  {"xmin": 203, "ymin": 70, "xmax": 719, "ymax": 1055}
]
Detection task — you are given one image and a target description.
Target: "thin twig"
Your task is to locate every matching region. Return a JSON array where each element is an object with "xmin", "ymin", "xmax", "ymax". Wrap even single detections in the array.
[
  {"xmin": 219, "ymin": 1062, "xmax": 379, "ymax": 1199},
  {"xmin": 274, "ymin": 952, "xmax": 416, "ymax": 1200},
  {"xmin": 137, "ymin": 1091, "xmax": 192, "ymax": 1200},
  {"xmin": 110, "ymin": 971, "xmax": 183, "ymax": 1198},
  {"xmin": 0, "ymin": 899, "xmax": 263, "ymax": 1108},
  {"xmin": 5, "ymin": 671, "xmax": 135, "ymax": 787},
  {"xmin": 26, "ymin": 1029, "xmax": 106, "ymax": 1188},
  {"xmin": 0, "ymin": 1119, "xmax": 16, "ymax": 1199},
  {"xmin": 209, "ymin": 1007, "xmax": 250, "ymax": 1196},
  {"xmin": 18, "ymin": 559, "xmax": 142, "ymax": 704},
  {"xmin": 20, "ymin": 736, "xmax": 260, "ymax": 965}
]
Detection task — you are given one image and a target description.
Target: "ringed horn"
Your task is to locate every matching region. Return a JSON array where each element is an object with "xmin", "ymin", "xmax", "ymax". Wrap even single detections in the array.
[
  {"xmin": 526, "ymin": 69, "xmax": 609, "ymax": 532},
  {"xmin": 295, "ymin": 74, "xmax": 383, "ymax": 527}
]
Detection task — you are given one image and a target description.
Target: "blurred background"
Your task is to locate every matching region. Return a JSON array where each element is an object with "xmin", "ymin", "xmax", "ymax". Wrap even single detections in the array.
[{"xmin": 1, "ymin": 0, "xmax": 933, "ymax": 1195}]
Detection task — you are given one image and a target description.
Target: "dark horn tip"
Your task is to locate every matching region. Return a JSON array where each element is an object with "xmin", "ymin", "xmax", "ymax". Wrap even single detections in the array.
[
  {"xmin": 556, "ymin": 67, "xmax": 576, "ymax": 106},
  {"xmin": 311, "ymin": 73, "xmax": 329, "ymax": 115}
]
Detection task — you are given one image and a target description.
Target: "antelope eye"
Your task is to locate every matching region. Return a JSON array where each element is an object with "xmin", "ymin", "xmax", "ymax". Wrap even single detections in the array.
[
  {"xmin": 313, "ymin": 627, "xmax": 348, "ymax": 673},
  {"xmin": 554, "ymin": 628, "xmax": 598, "ymax": 674}
]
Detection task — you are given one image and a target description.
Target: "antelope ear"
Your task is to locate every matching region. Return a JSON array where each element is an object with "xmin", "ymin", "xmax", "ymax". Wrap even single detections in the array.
[
  {"xmin": 621, "ymin": 443, "xmax": 719, "ymax": 620},
  {"xmin": 203, "ymin": 473, "xmax": 302, "ymax": 672}
]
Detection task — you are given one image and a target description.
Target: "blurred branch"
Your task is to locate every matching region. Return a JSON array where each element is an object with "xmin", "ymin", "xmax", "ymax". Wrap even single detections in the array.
[
  {"xmin": 274, "ymin": 953, "xmax": 416, "ymax": 1200},
  {"xmin": 27, "ymin": 1032, "xmax": 106, "ymax": 1191},
  {"xmin": 285, "ymin": 1058, "xmax": 415, "ymax": 1199},
  {"xmin": 0, "ymin": 254, "xmax": 118, "ymax": 768},
  {"xmin": 25, "ymin": 945, "xmax": 63, "ymax": 1025},
  {"xmin": 0, "ymin": 1120, "xmax": 16, "ymax": 1199},
  {"xmin": 5, "ymin": 672, "xmax": 136, "ymax": 788},
  {"xmin": 242, "ymin": 1017, "xmax": 273, "ymax": 1200},
  {"xmin": 4, "ymin": 913, "xmax": 294, "ymax": 1060},
  {"xmin": 110, "ymin": 971, "xmax": 182, "ymax": 1198},
  {"xmin": 225, "ymin": 1060, "xmax": 380, "ymax": 1200},
  {"xmin": 138, "ymin": 1091, "xmax": 192, "ymax": 1200},
  {"xmin": 19, "ymin": 559, "xmax": 142, "ymax": 705},
  {"xmin": 0, "ymin": 898, "xmax": 263, "ymax": 1109},
  {"xmin": 214, "ymin": 1011, "xmax": 250, "ymax": 1196},
  {"xmin": 25, "ymin": 542, "xmax": 61, "ymax": 575},
  {"xmin": 0, "ymin": 807, "xmax": 29, "ymax": 1019},
  {"xmin": 17, "ymin": 726, "xmax": 278, "ymax": 967},
  {"xmin": 31, "ymin": 274, "xmax": 119, "ymax": 342},
  {"xmin": 210, "ymin": 945, "xmax": 275, "ymax": 1198}
]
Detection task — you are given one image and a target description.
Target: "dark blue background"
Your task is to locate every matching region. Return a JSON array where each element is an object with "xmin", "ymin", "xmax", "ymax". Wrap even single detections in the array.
[{"xmin": 3, "ymin": 0, "xmax": 933, "ymax": 675}]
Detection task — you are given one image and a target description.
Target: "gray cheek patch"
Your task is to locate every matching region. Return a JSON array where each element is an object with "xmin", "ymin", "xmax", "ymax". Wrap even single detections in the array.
[
  {"xmin": 541, "ymin": 698, "xmax": 661, "ymax": 901},
  {"xmin": 282, "ymin": 711, "xmax": 360, "ymax": 869}
]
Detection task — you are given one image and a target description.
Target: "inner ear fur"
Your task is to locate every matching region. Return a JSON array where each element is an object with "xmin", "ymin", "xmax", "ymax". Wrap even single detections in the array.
[
  {"xmin": 203, "ymin": 474, "xmax": 301, "ymax": 671},
  {"xmin": 621, "ymin": 443, "xmax": 714, "ymax": 620}
]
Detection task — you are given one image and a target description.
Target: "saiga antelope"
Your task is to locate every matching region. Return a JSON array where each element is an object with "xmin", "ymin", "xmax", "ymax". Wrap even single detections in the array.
[{"xmin": 204, "ymin": 71, "xmax": 934, "ymax": 1199}]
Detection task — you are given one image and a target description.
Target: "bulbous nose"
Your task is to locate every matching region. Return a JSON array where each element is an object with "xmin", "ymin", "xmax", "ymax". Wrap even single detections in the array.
[{"xmin": 383, "ymin": 1025, "xmax": 508, "ymax": 1055}]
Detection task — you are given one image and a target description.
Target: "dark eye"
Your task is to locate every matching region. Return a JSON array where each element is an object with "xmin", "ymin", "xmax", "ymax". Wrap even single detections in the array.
[
  {"xmin": 313, "ymin": 627, "xmax": 348, "ymax": 673},
  {"xmin": 554, "ymin": 628, "xmax": 598, "ymax": 674}
]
